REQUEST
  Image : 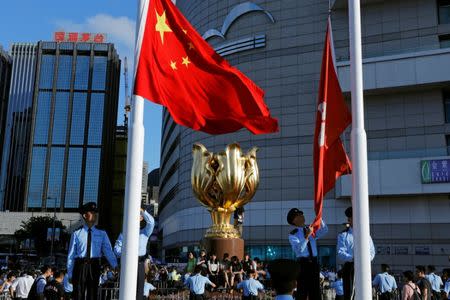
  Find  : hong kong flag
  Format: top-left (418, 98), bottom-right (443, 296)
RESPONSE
top-left (134, 0), bottom-right (279, 134)
top-left (311, 17), bottom-right (352, 232)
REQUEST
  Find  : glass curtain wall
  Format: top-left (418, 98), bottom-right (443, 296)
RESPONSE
top-left (26, 41), bottom-right (111, 211)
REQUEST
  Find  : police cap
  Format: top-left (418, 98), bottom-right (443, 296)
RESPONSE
top-left (80, 202), bottom-right (98, 214)
top-left (286, 208), bottom-right (303, 225)
top-left (345, 206), bottom-right (352, 218)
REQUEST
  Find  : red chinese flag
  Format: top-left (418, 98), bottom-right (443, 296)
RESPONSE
top-left (312, 18), bottom-right (352, 232)
top-left (134, 0), bottom-right (278, 134)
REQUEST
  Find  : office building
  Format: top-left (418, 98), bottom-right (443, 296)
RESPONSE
top-left (142, 161), bottom-right (149, 204)
top-left (0, 44), bottom-right (37, 211)
top-left (109, 125), bottom-right (128, 239)
top-left (0, 40), bottom-right (121, 215)
top-left (159, 0), bottom-right (450, 271)
top-left (0, 47), bottom-right (12, 182)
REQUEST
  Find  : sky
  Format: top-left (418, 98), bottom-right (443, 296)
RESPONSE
top-left (0, 0), bottom-right (162, 172)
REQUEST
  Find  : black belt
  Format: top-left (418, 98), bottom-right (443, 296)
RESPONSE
top-left (75, 257), bottom-right (101, 264)
top-left (297, 256), bottom-right (317, 262)
top-left (138, 255), bottom-right (146, 262)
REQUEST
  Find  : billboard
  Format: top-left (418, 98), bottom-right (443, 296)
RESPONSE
top-left (53, 32), bottom-right (106, 43)
top-left (421, 159), bottom-right (450, 183)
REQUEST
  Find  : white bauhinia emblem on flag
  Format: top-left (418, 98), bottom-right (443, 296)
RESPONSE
top-left (311, 16), bottom-right (352, 233)
top-left (318, 101), bottom-right (327, 147)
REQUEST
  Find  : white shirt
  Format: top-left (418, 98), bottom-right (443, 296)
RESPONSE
top-left (327, 271), bottom-right (336, 282)
top-left (11, 275), bottom-right (34, 298)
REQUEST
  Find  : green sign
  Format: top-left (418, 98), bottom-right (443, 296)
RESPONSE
top-left (421, 160), bottom-right (431, 183)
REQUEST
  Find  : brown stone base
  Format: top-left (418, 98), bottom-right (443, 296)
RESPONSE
top-left (202, 237), bottom-right (244, 259)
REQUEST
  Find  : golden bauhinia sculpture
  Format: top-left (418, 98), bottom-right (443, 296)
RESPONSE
top-left (192, 143), bottom-right (259, 239)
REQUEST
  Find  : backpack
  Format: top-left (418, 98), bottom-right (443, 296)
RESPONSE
top-left (406, 283), bottom-right (421, 300)
top-left (27, 276), bottom-right (46, 300)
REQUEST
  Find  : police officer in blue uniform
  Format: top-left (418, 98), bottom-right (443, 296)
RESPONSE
top-left (114, 207), bottom-right (155, 299)
top-left (337, 207), bottom-right (375, 300)
top-left (237, 269), bottom-right (264, 300)
top-left (372, 264), bottom-right (397, 300)
top-left (67, 202), bottom-right (118, 300)
top-left (185, 265), bottom-right (216, 300)
top-left (287, 208), bottom-right (328, 300)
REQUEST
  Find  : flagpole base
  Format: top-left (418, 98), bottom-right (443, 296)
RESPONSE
top-left (202, 237), bottom-right (244, 259)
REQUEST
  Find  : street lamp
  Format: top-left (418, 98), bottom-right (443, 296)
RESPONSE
top-left (47, 196), bottom-right (57, 263)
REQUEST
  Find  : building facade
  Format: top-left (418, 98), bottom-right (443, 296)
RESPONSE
top-left (142, 161), bottom-right (149, 204)
top-left (0, 41), bottom-right (121, 215)
top-left (0, 47), bottom-right (12, 185)
top-left (159, 0), bottom-right (450, 272)
top-left (109, 125), bottom-right (127, 239)
top-left (0, 44), bottom-right (37, 211)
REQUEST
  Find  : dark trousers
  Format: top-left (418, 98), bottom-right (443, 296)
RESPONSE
top-left (242, 296), bottom-right (258, 300)
top-left (72, 258), bottom-right (101, 300)
top-left (296, 257), bottom-right (321, 300)
top-left (189, 292), bottom-right (204, 300)
top-left (137, 260), bottom-right (145, 299)
top-left (378, 292), bottom-right (394, 300)
top-left (64, 292), bottom-right (72, 300)
top-left (432, 291), bottom-right (441, 300)
top-left (342, 262), bottom-right (354, 300)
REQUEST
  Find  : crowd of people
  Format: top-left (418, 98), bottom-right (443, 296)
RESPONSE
top-left (0, 265), bottom-right (70, 299)
top-left (0, 249), bottom-right (450, 299)
top-left (0, 201), bottom-right (449, 300)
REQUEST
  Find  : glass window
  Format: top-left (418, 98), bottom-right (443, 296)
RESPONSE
top-left (70, 92), bottom-right (87, 145)
top-left (88, 93), bottom-right (104, 145)
top-left (27, 147), bottom-right (47, 208)
top-left (65, 148), bottom-right (83, 208)
top-left (243, 245), bottom-right (296, 262)
top-left (34, 92), bottom-right (52, 144)
top-left (77, 44), bottom-right (91, 51)
top-left (56, 55), bottom-right (73, 90)
top-left (440, 35), bottom-right (450, 48)
top-left (439, 0), bottom-right (450, 24)
top-left (83, 148), bottom-right (101, 204)
top-left (94, 44), bottom-right (108, 51)
top-left (74, 56), bottom-right (90, 90)
top-left (438, 0), bottom-right (450, 24)
top-left (39, 55), bottom-right (55, 89)
top-left (47, 147), bottom-right (65, 208)
top-left (59, 43), bottom-right (73, 50)
top-left (42, 42), bottom-right (57, 50)
top-left (445, 91), bottom-right (450, 123)
top-left (52, 92), bottom-right (69, 144)
top-left (91, 56), bottom-right (107, 90)
top-left (446, 135), bottom-right (450, 155)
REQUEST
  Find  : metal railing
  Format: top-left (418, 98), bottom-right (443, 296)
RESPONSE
top-left (97, 287), bottom-right (276, 300)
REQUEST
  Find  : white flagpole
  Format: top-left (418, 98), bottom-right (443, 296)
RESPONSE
top-left (118, 0), bottom-right (148, 299)
top-left (348, 0), bottom-right (372, 299)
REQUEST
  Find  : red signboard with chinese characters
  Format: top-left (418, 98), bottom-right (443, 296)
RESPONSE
top-left (53, 32), bottom-right (107, 43)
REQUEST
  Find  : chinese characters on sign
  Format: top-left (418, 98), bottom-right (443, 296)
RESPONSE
top-left (421, 159), bottom-right (450, 183)
top-left (53, 32), bottom-right (107, 43)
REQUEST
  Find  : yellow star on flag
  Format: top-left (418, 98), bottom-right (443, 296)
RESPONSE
top-left (155, 9), bottom-right (172, 44)
top-left (182, 28), bottom-right (187, 34)
top-left (182, 56), bottom-right (191, 68)
top-left (188, 42), bottom-right (195, 50)
top-left (170, 60), bottom-right (177, 70)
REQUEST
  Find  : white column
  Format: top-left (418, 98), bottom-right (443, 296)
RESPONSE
top-left (118, 0), bottom-right (148, 299)
top-left (348, 0), bottom-right (372, 299)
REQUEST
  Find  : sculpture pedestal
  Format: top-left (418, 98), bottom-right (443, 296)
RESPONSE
top-left (203, 237), bottom-right (244, 259)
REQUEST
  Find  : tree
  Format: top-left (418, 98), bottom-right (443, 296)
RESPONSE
top-left (14, 216), bottom-right (69, 256)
